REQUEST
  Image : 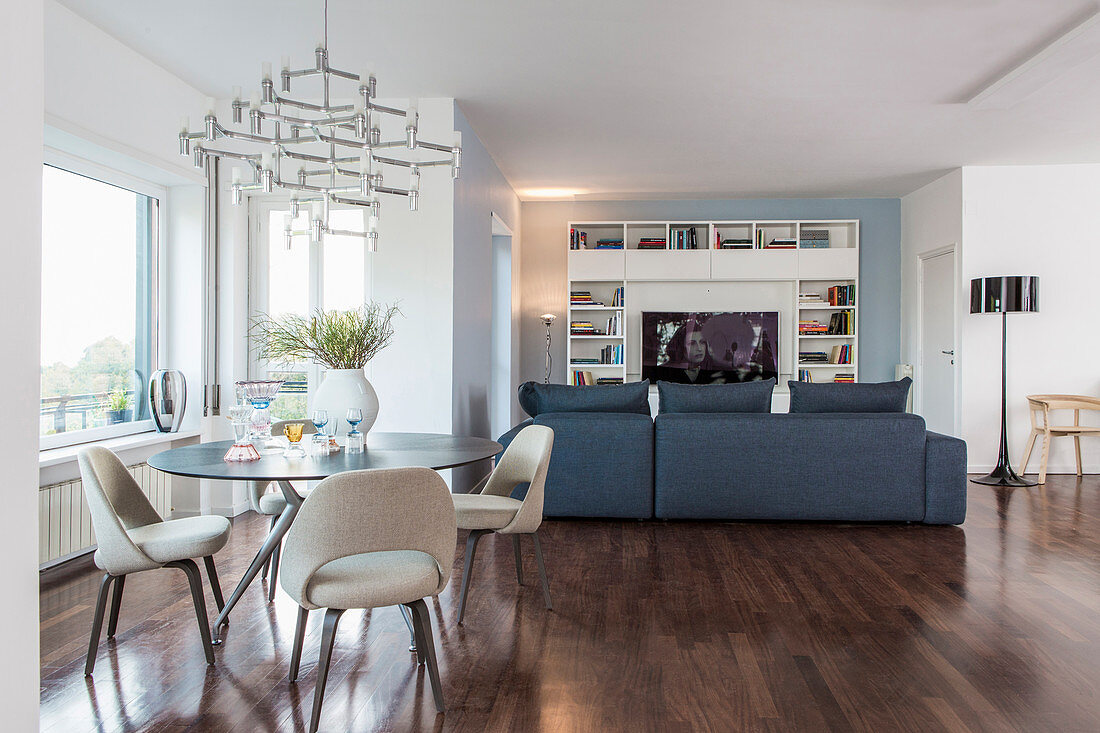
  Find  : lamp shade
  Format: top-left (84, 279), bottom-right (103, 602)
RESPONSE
top-left (970, 276), bottom-right (1039, 314)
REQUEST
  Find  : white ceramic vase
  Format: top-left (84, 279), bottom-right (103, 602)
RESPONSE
top-left (311, 368), bottom-right (379, 437)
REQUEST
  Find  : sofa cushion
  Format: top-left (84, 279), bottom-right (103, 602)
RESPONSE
top-left (657, 378), bottom-right (775, 414)
top-left (518, 380), bottom-right (651, 417)
top-left (788, 377), bottom-right (912, 413)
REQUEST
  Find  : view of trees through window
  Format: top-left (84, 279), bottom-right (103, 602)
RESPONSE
top-left (40, 164), bottom-right (156, 438)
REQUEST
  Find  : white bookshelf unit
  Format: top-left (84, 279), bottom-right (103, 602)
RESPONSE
top-left (566, 219), bottom-right (859, 388)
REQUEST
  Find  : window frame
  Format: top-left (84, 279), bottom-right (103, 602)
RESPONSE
top-left (247, 196), bottom-right (372, 412)
top-left (39, 148), bottom-right (166, 450)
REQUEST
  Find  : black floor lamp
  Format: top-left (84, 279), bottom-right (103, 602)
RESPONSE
top-left (969, 275), bottom-right (1039, 487)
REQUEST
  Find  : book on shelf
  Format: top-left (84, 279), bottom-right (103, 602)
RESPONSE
top-left (569, 229), bottom-right (588, 250)
top-left (827, 284), bottom-right (855, 306)
top-left (596, 344), bottom-right (623, 364)
top-left (604, 311), bottom-right (622, 336)
top-left (799, 351), bottom-right (829, 363)
top-left (797, 369), bottom-right (813, 382)
top-left (828, 344), bottom-right (852, 365)
top-left (611, 286), bottom-right (624, 307)
top-left (570, 320), bottom-right (599, 335)
top-left (833, 373), bottom-right (855, 383)
top-left (572, 370), bottom-right (623, 386)
top-left (570, 290), bottom-right (605, 306)
top-left (764, 238), bottom-right (797, 249)
top-left (594, 238), bottom-right (624, 250)
top-left (799, 320), bottom-right (829, 335)
top-left (826, 310), bottom-right (854, 335)
top-left (799, 292), bottom-right (825, 304)
top-left (671, 227), bottom-right (699, 250)
top-left (637, 237), bottom-right (667, 250)
top-left (799, 229), bottom-right (830, 249)
top-left (719, 238), bottom-right (753, 249)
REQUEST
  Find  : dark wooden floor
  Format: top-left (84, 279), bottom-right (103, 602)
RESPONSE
top-left (40, 475), bottom-right (1100, 732)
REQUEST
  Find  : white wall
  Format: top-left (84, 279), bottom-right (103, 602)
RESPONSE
top-left (45, 1), bottom-right (215, 512)
top-left (1, 0), bottom-right (43, 725)
top-left (45, 0), bottom-right (208, 185)
top-left (451, 104), bottom-right (521, 487)
top-left (900, 170), bottom-right (963, 433)
top-left (960, 165), bottom-right (1100, 474)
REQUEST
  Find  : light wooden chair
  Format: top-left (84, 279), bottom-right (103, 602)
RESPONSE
top-left (1021, 394), bottom-right (1100, 483)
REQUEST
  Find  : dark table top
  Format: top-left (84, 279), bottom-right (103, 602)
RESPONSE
top-left (147, 432), bottom-right (502, 481)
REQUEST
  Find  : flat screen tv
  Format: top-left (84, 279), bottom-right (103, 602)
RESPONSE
top-left (641, 311), bottom-right (779, 384)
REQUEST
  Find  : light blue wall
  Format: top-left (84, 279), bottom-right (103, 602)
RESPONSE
top-left (452, 103), bottom-right (520, 487)
top-left (521, 198), bottom-right (902, 383)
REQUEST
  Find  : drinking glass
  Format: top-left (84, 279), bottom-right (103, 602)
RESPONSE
top-left (283, 422), bottom-right (306, 458)
top-left (345, 408), bottom-right (364, 454)
top-left (346, 408), bottom-right (363, 434)
top-left (311, 409), bottom-right (329, 433)
top-left (223, 404), bottom-right (260, 462)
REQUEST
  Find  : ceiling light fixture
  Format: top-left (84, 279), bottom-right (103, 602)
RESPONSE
top-left (177, 0), bottom-right (461, 250)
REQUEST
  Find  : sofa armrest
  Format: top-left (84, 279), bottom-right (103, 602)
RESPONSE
top-left (924, 431), bottom-right (967, 525)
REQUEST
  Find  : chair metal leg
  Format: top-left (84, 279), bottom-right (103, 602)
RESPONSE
top-left (267, 539), bottom-right (282, 602)
top-left (399, 604), bottom-right (419, 657)
top-left (106, 574), bottom-right (126, 639)
top-left (262, 514), bottom-right (278, 579)
top-left (404, 603), bottom-right (428, 666)
top-left (309, 608), bottom-right (345, 733)
top-left (167, 559), bottom-right (215, 665)
top-left (530, 531), bottom-right (553, 611)
top-left (511, 534), bottom-right (524, 585)
top-left (85, 573), bottom-right (117, 676)
top-left (457, 529), bottom-right (489, 624)
top-left (289, 605), bottom-right (309, 682)
top-left (407, 598), bottom-right (445, 712)
top-left (203, 556), bottom-right (226, 614)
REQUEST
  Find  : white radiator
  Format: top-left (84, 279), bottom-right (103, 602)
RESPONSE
top-left (39, 462), bottom-right (172, 567)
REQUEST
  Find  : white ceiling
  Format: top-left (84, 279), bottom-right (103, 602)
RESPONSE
top-left (57, 0), bottom-right (1100, 199)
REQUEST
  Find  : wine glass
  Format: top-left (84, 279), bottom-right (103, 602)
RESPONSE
top-left (346, 408), bottom-right (363, 434)
top-left (311, 409), bottom-right (329, 432)
top-left (346, 408), bottom-right (364, 454)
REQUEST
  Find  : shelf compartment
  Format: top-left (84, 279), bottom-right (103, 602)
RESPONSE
top-left (711, 249), bottom-right (797, 279)
top-left (798, 248), bottom-right (858, 279)
top-left (626, 249), bottom-right (710, 280)
top-left (568, 250), bottom-right (625, 280)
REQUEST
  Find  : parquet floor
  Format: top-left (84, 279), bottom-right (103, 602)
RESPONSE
top-left (40, 475), bottom-right (1100, 731)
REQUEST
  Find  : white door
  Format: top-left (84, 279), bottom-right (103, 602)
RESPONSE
top-left (919, 248), bottom-right (956, 434)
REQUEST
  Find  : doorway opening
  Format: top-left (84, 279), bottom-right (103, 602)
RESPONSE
top-left (917, 245), bottom-right (958, 435)
top-left (490, 214), bottom-right (513, 440)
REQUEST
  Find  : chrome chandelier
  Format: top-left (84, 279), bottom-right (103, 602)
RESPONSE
top-left (177, 1), bottom-right (461, 250)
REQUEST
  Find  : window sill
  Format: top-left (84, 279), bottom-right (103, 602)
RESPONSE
top-left (39, 429), bottom-right (202, 469)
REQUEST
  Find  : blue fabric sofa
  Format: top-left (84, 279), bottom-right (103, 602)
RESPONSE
top-left (500, 381), bottom-right (967, 525)
top-left (653, 412), bottom-right (966, 524)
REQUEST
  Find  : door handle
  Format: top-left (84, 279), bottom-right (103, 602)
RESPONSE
top-left (941, 350), bottom-right (954, 355)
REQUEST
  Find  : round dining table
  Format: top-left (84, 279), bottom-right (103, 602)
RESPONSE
top-left (148, 431), bottom-right (501, 644)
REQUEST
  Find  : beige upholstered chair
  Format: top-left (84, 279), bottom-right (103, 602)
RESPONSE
top-left (77, 446), bottom-right (231, 676)
top-left (280, 467), bottom-right (456, 732)
top-left (250, 419), bottom-right (317, 601)
top-left (452, 424), bottom-right (554, 624)
top-left (1021, 394), bottom-right (1100, 483)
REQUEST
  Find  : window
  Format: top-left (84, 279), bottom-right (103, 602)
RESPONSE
top-left (40, 155), bottom-right (161, 448)
top-left (250, 201), bottom-right (370, 419)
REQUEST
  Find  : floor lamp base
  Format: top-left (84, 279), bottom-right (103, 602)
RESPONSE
top-left (970, 463), bottom-right (1037, 487)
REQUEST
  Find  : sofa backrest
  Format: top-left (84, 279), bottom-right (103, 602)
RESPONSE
top-left (654, 412), bottom-right (929, 521)
top-left (518, 380), bottom-right (651, 417)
